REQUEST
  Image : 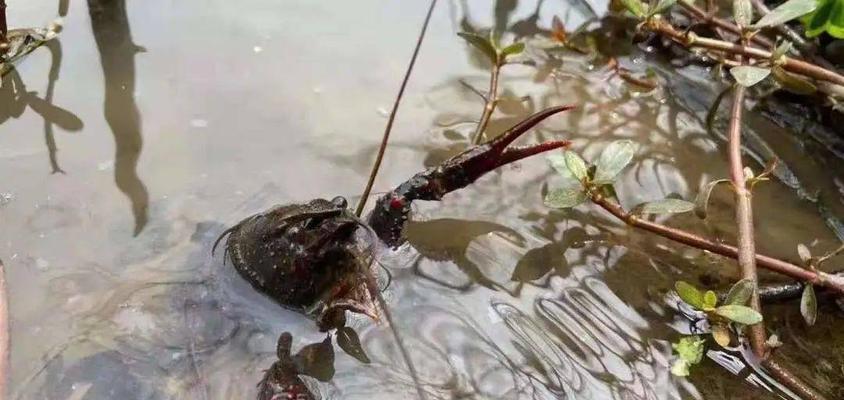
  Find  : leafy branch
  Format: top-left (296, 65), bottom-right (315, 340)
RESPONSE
top-left (457, 31), bottom-right (526, 144)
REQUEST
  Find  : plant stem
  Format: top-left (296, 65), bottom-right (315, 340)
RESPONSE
top-left (354, 0), bottom-right (437, 218)
top-left (0, 0), bottom-right (8, 51)
top-left (728, 83), bottom-right (828, 400)
top-left (589, 196), bottom-right (844, 294)
top-left (0, 259), bottom-right (8, 399)
top-left (472, 60), bottom-right (502, 145)
top-left (677, 1), bottom-right (773, 49)
top-left (648, 20), bottom-right (844, 88)
top-left (747, 0), bottom-right (834, 69)
top-left (726, 84), bottom-right (769, 358)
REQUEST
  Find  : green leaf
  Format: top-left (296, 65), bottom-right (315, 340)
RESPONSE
top-left (544, 186), bottom-right (588, 209)
top-left (671, 359), bottom-right (691, 376)
top-left (706, 86), bottom-right (734, 136)
top-left (501, 42), bottom-right (525, 57)
top-left (771, 66), bottom-right (817, 95)
top-left (797, 243), bottom-right (812, 263)
top-left (725, 279), bottom-right (755, 305)
top-left (772, 41), bottom-right (793, 61)
top-left (730, 66), bottom-right (771, 87)
top-left (672, 335), bottom-right (706, 368)
top-left (458, 32), bottom-right (498, 64)
top-left (336, 327), bottom-right (371, 364)
top-left (675, 281), bottom-right (705, 309)
top-left (593, 140), bottom-right (638, 184)
top-left (803, 0), bottom-right (844, 38)
top-left (547, 154), bottom-right (577, 181)
top-left (620, 0), bottom-right (649, 17)
top-left (753, 0), bottom-right (818, 28)
top-left (733, 0), bottom-right (754, 26)
top-left (800, 284), bottom-right (818, 326)
top-left (715, 305), bottom-right (763, 325)
top-left (703, 290), bottom-right (718, 310)
top-left (694, 179), bottom-right (730, 219)
top-left (651, 0), bottom-right (678, 14)
top-left (564, 151), bottom-right (589, 182)
top-left (711, 324), bottom-right (731, 347)
top-left (637, 198), bottom-right (695, 214)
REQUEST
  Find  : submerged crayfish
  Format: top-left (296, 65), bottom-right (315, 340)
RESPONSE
top-left (215, 105), bottom-right (573, 331)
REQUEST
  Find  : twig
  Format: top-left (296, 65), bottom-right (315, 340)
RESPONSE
top-left (726, 84), bottom-right (769, 358)
top-left (747, 0), bottom-right (834, 69)
top-left (458, 79), bottom-right (487, 101)
top-left (589, 196), bottom-right (844, 294)
top-left (355, 0), bottom-right (438, 217)
top-left (728, 79), bottom-right (828, 400)
top-left (471, 60), bottom-right (502, 144)
top-left (647, 20), bottom-right (844, 88)
top-left (0, 0), bottom-right (8, 52)
top-left (677, 1), bottom-right (773, 49)
top-left (0, 259), bottom-right (8, 398)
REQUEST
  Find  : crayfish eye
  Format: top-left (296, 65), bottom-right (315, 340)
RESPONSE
top-left (331, 196), bottom-right (348, 209)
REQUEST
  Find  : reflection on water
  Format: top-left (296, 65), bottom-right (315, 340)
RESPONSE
top-left (0, 45), bottom-right (83, 174)
top-left (1, 0), bottom-right (842, 399)
top-left (88, 0), bottom-right (150, 236)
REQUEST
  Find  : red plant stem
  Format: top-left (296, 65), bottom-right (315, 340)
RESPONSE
top-left (589, 196), bottom-right (844, 295)
top-left (0, 259), bottom-right (8, 399)
top-left (355, 0), bottom-right (438, 218)
top-left (726, 84), bottom-right (769, 359)
top-left (648, 20), bottom-right (844, 88)
top-left (0, 0), bottom-right (8, 45)
top-left (677, 1), bottom-right (773, 49)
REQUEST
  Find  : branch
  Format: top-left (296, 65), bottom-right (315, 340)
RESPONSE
top-left (0, 0), bottom-right (8, 53)
top-left (589, 196), bottom-right (844, 295)
top-left (647, 20), bottom-right (844, 88)
top-left (0, 259), bottom-right (8, 398)
top-left (726, 84), bottom-right (768, 358)
top-left (727, 81), bottom-right (827, 400)
top-left (677, 1), bottom-right (773, 49)
top-left (472, 60), bottom-right (502, 144)
top-left (354, 0), bottom-right (437, 218)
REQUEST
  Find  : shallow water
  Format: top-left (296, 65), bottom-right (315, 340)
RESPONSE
top-left (1, 0), bottom-right (843, 399)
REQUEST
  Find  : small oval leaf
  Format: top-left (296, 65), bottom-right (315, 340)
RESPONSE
top-left (501, 42), bottom-right (525, 57)
top-left (458, 32), bottom-right (498, 64)
top-left (725, 279), bottom-right (755, 305)
top-left (715, 305), bottom-right (763, 325)
top-left (703, 290), bottom-right (718, 310)
top-left (564, 151), bottom-right (589, 182)
top-left (594, 140), bottom-right (638, 184)
top-left (337, 327), bottom-right (371, 364)
top-left (547, 154), bottom-right (576, 181)
top-left (638, 199), bottom-right (695, 214)
top-left (694, 179), bottom-right (730, 219)
top-left (730, 66), bottom-right (771, 87)
top-left (711, 324), bottom-right (731, 347)
top-left (673, 335), bottom-right (706, 363)
top-left (544, 186), bottom-right (588, 209)
top-left (797, 243), bottom-right (812, 263)
top-left (771, 66), bottom-right (817, 95)
top-left (800, 284), bottom-right (818, 326)
top-left (620, 0), bottom-right (649, 17)
top-left (675, 281), bottom-right (705, 309)
top-left (772, 41), bottom-right (794, 60)
top-left (753, 0), bottom-right (818, 28)
top-left (733, 0), bottom-right (754, 26)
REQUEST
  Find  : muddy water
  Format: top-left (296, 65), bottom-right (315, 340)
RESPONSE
top-left (1, 0), bottom-right (843, 399)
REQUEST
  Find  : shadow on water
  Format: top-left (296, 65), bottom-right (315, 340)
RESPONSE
top-left (88, 0), bottom-right (150, 235)
top-left (0, 45), bottom-right (83, 174)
